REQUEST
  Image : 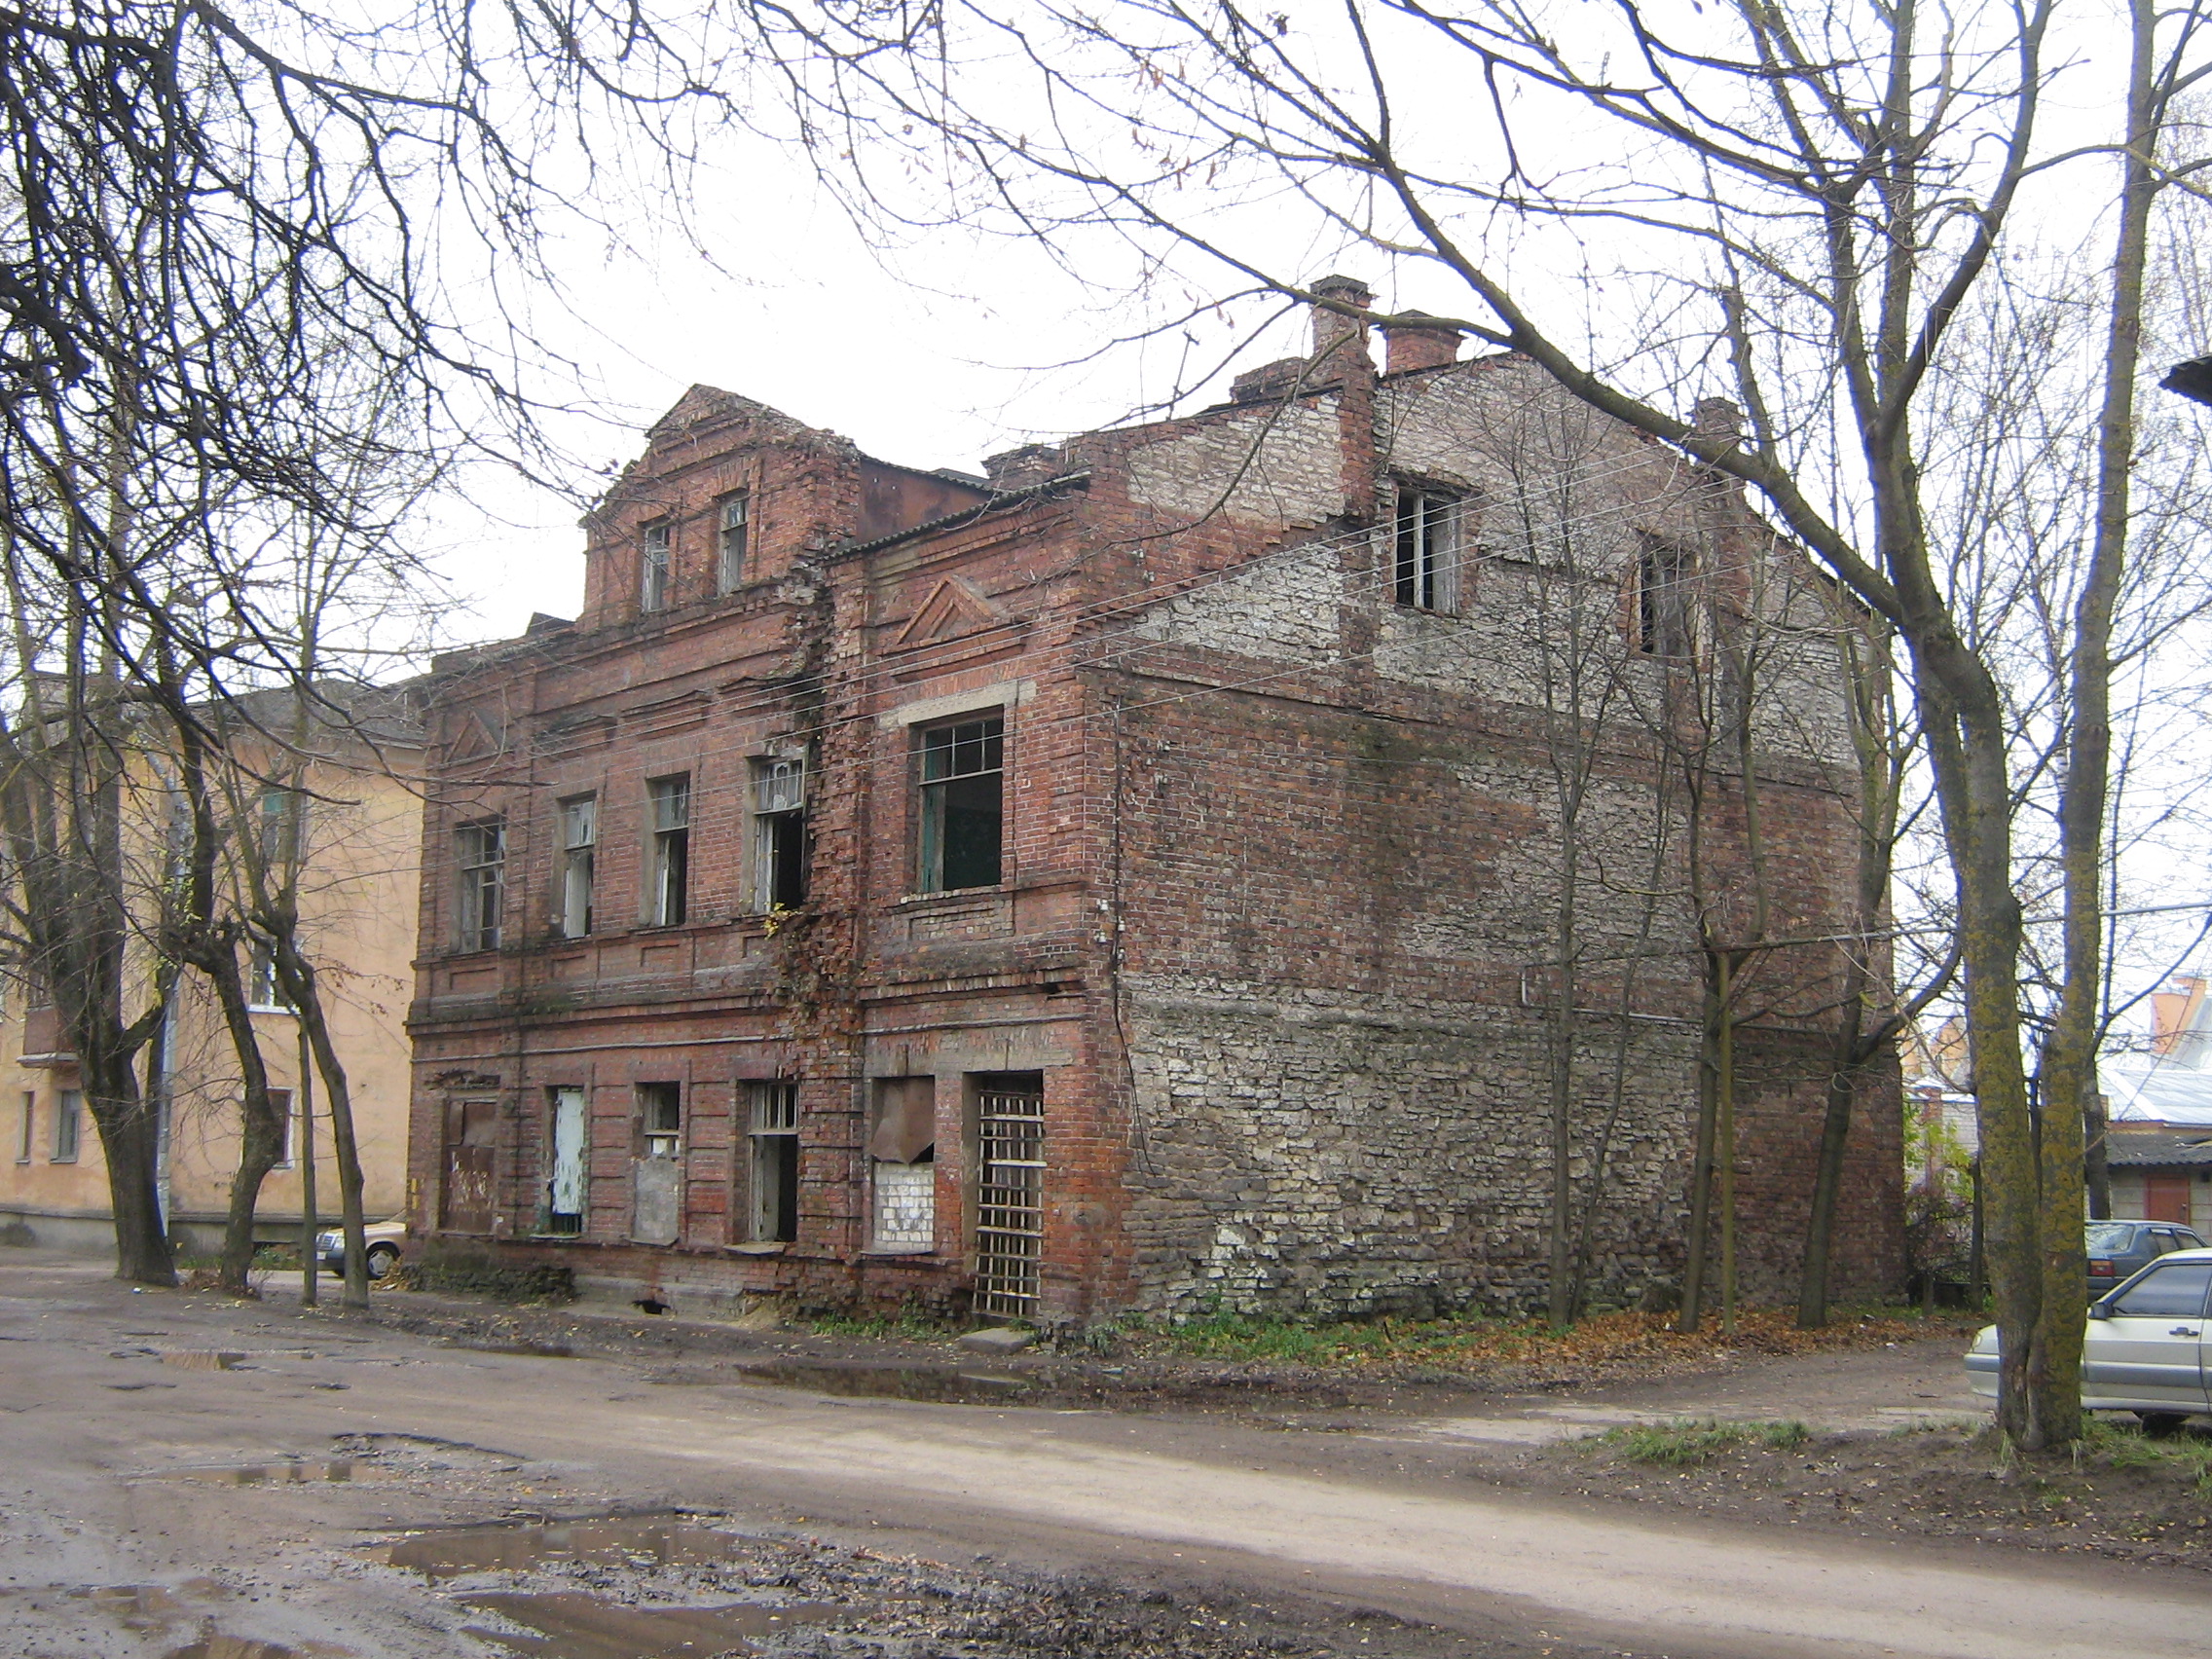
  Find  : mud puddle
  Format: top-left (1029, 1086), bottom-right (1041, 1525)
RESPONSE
top-left (387, 1514), bottom-right (756, 1580)
top-left (461, 1591), bottom-right (840, 1658)
top-left (154, 1458), bottom-right (362, 1486)
top-left (731, 1359), bottom-right (1030, 1402)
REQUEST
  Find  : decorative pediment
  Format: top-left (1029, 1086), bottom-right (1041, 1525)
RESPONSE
top-left (440, 710), bottom-right (506, 764)
top-left (892, 576), bottom-right (1008, 652)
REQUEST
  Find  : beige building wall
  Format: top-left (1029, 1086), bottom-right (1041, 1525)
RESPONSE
top-left (0, 741), bottom-right (423, 1256)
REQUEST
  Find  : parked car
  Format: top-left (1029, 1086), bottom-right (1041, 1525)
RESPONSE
top-left (1967, 1245), bottom-right (2212, 1431)
top-left (315, 1217), bottom-right (406, 1281)
top-left (2087, 1219), bottom-right (2205, 1293)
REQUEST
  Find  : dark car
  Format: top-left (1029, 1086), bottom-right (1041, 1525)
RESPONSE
top-left (2087, 1220), bottom-right (2205, 1294)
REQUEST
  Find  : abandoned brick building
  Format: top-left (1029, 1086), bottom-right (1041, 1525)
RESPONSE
top-left (406, 278), bottom-right (1903, 1321)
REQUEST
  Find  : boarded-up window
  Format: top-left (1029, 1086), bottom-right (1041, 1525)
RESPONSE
top-left (546, 1087), bottom-right (586, 1235)
top-left (632, 1082), bottom-right (682, 1245)
top-left (868, 1077), bottom-right (936, 1253)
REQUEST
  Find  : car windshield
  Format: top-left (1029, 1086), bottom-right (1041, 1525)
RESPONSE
top-left (2086, 1223), bottom-right (2138, 1252)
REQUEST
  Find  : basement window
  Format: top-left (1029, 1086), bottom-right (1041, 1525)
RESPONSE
top-left (645, 775), bottom-right (690, 927)
top-left (916, 714), bottom-right (1004, 893)
top-left (718, 492), bottom-right (751, 592)
top-left (751, 756), bottom-right (808, 912)
top-left (640, 519), bottom-right (672, 613)
top-left (1393, 485), bottom-right (1461, 612)
top-left (747, 1081), bottom-right (800, 1243)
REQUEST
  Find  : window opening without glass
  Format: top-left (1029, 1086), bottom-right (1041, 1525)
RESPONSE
top-left (52, 1088), bottom-right (81, 1162)
top-left (558, 795), bottom-right (596, 939)
top-left (975, 1078), bottom-right (1045, 1318)
top-left (646, 776), bottom-right (690, 926)
top-left (546, 1086), bottom-right (586, 1235)
top-left (639, 1082), bottom-right (682, 1159)
top-left (916, 715), bottom-right (1004, 893)
top-left (752, 756), bottom-right (808, 911)
top-left (640, 519), bottom-right (671, 612)
top-left (717, 493), bottom-right (750, 592)
top-left (456, 819), bottom-right (505, 950)
top-left (747, 1081), bottom-right (799, 1243)
top-left (1638, 538), bottom-right (1694, 657)
top-left (1393, 486), bottom-right (1461, 612)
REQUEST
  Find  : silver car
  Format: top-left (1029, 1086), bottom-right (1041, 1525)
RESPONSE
top-left (1967, 1245), bottom-right (2212, 1431)
top-left (314, 1217), bottom-right (406, 1281)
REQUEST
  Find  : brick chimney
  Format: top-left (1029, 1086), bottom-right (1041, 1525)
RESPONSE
top-left (1382, 312), bottom-right (1460, 375)
top-left (1691, 397), bottom-right (1746, 449)
top-left (1309, 275), bottom-right (1374, 373)
top-left (981, 443), bottom-right (1064, 490)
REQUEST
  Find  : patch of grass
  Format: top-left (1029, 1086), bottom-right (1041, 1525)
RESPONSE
top-left (1128, 1304), bottom-right (1929, 1377)
top-left (1597, 1417), bottom-right (1812, 1465)
top-left (803, 1304), bottom-right (959, 1342)
top-left (2081, 1418), bottom-right (2212, 1493)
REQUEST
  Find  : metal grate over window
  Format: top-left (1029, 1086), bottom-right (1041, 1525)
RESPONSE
top-left (974, 1087), bottom-right (1044, 1318)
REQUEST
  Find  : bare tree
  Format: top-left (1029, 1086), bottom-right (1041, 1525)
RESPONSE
top-left (749, 0), bottom-right (2212, 1448)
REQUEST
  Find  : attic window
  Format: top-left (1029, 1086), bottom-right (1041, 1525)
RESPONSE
top-left (717, 493), bottom-right (750, 592)
top-left (1637, 538), bottom-right (1694, 656)
top-left (1393, 485), bottom-right (1460, 612)
top-left (641, 520), bottom-right (672, 613)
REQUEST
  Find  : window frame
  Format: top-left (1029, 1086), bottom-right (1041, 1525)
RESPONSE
top-left (15, 1090), bottom-right (32, 1163)
top-left (1637, 536), bottom-right (1696, 658)
top-left (914, 714), bottom-right (1006, 895)
top-left (258, 785), bottom-right (305, 868)
top-left (557, 794), bottom-right (597, 940)
top-left (270, 1087), bottom-right (295, 1168)
top-left (455, 818), bottom-right (506, 952)
top-left (745, 1080), bottom-right (800, 1244)
top-left (247, 939), bottom-right (295, 1013)
top-left (645, 775), bottom-right (691, 927)
top-left (52, 1088), bottom-right (80, 1162)
top-left (750, 756), bottom-right (808, 912)
top-left (638, 1081), bottom-right (682, 1159)
top-left (717, 492), bottom-right (751, 593)
top-left (639, 518), bottom-right (673, 612)
top-left (1392, 483), bottom-right (1462, 613)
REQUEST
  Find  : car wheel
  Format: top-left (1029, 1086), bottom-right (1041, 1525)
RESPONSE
top-left (365, 1243), bottom-right (400, 1281)
top-left (2136, 1411), bottom-right (2190, 1438)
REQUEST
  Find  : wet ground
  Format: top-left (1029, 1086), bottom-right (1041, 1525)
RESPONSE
top-left (5, 1249), bottom-right (2210, 1659)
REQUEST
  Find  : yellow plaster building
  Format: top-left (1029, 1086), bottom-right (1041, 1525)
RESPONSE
top-left (0, 686), bottom-right (424, 1256)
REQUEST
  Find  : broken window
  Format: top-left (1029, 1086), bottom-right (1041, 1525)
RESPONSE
top-left (640, 519), bottom-right (672, 612)
top-left (867, 1077), bottom-right (936, 1253)
top-left (52, 1088), bottom-right (80, 1162)
top-left (916, 715), bottom-right (1004, 893)
top-left (638, 1082), bottom-right (682, 1159)
top-left (456, 819), bottom-right (505, 951)
top-left (717, 492), bottom-right (750, 592)
top-left (558, 794), bottom-right (596, 939)
top-left (751, 756), bottom-right (808, 912)
top-left (1637, 537), bottom-right (1695, 657)
top-left (747, 1081), bottom-right (800, 1243)
top-left (645, 776), bottom-right (690, 926)
top-left (1393, 485), bottom-right (1461, 612)
top-left (546, 1086), bottom-right (586, 1235)
top-left (16, 1090), bottom-right (33, 1162)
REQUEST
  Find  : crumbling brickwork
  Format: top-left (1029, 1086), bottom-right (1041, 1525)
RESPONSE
top-left (407, 282), bottom-right (1902, 1323)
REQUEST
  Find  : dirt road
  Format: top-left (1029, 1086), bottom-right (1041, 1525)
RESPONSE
top-left (2, 1253), bottom-right (2201, 1659)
